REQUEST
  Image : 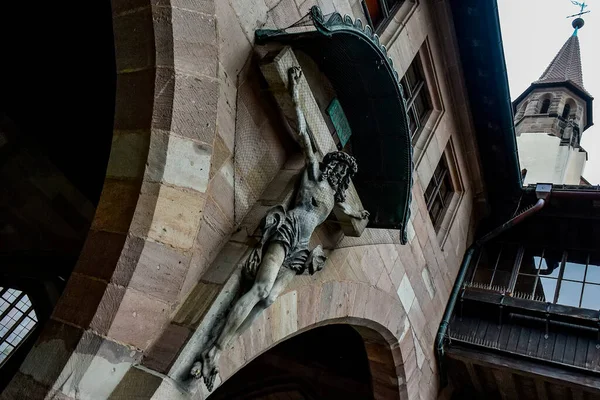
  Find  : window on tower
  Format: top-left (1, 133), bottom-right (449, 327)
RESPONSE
top-left (562, 103), bottom-right (571, 119)
top-left (540, 98), bottom-right (551, 114)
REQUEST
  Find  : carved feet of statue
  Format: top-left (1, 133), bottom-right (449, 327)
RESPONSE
top-left (190, 346), bottom-right (219, 391)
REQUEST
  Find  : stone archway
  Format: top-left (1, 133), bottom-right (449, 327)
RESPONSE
top-left (2, 1), bottom-right (239, 398)
top-left (205, 280), bottom-right (410, 400)
top-left (138, 277), bottom-right (413, 400)
top-left (209, 324), bottom-right (394, 400)
top-left (99, 272), bottom-right (416, 400)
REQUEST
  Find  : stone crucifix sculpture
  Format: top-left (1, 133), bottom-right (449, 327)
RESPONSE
top-left (191, 67), bottom-right (369, 391)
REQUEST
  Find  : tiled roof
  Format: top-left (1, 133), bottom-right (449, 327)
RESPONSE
top-left (533, 35), bottom-right (587, 93)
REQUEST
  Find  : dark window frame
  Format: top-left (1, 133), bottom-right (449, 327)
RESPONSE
top-left (0, 288), bottom-right (38, 367)
top-left (424, 155), bottom-right (454, 230)
top-left (469, 245), bottom-right (600, 310)
top-left (469, 243), bottom-right (521, 292)
top-left (361, 0), bottom-right (404, 34)
top-left (551, 251), bottom-right (600, 309)
top-left (401, 56), bottom-right (432, 143)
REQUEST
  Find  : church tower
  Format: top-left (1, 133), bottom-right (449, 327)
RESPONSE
top-left (513, 15), bottom-right (594, 185)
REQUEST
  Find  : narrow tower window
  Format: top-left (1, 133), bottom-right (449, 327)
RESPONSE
top-left (540, 98), bottom-right (551, 114)
top-left (562, 103), bottom-right (571, 119)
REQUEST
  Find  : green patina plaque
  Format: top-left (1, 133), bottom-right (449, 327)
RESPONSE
top-left (326, 98), bottom-right (352, 147)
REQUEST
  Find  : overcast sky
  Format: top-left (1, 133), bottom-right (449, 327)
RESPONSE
top-left (498, 0), bottom-right (599, 184)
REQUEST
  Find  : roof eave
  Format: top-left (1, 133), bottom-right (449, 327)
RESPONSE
top-left (450, 0), bottom-right (523, 214)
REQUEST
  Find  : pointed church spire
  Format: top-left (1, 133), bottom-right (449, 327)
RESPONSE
top-left (512, 6), bottom-right (593, 132)
top-left (513, 8), bottom-right (594, 186)
top-left (533, 23), bottom-right (586, 91)
top-left (535, 2), bottom-right (592, 92)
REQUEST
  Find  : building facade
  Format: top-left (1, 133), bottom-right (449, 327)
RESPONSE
top-left (3, 0), bottom-right (598, 400)
top-left (0, 0), bottom-right (489, 398)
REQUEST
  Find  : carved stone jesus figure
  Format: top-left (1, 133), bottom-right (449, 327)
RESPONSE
top-left (192, 67), bottom-right (369, 390)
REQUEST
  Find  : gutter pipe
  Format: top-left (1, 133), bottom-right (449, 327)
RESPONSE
top-left (529, 189), bottom-right (600, 200)
top-left (435, 197), bottom-right (546, 388)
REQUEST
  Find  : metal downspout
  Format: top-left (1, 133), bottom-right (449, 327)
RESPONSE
top-left (435, 246), bottom-right (475, 388)
top-left (435, 197), bottom-right (546, 388)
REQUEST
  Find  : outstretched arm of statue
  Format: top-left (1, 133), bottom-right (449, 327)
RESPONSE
top-left (337, 201), bottom-right (370, 220)
top-left (289, 66), bottom-right (319, 179)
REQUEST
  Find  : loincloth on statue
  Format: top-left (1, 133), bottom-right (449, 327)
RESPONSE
top-left (242, 205), bottom-right (326, 281)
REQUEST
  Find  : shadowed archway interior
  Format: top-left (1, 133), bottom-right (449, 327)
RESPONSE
top-left (0, 0), bottom-right (116, 389)
top-left (209, 324), bottom-right (375, 400)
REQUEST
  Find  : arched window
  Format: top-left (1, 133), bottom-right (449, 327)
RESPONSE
top-left (540, 98), bottom-right (551, 114)
top-left (0, 288), bottom-right (37, 365)
top-left (562, 103), bottom-right (571, 119)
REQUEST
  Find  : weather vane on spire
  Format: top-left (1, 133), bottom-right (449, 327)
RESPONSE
top-left (567, 1), bottom-right (590, 18)
top-left (567, 1), bottom-right (590, 35)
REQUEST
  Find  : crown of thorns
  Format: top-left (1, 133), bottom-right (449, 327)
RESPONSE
top-left (322, 151), bottom-right (358, 175)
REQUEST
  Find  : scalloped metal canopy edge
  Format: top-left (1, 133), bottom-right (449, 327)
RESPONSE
top-left (256, 6), bottom-right (414, 244)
